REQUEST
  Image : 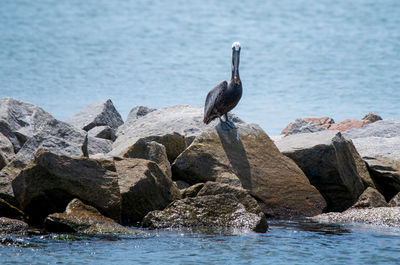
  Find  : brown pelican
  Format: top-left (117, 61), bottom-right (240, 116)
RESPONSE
top-left (203, 42), bottom-right (242, 130)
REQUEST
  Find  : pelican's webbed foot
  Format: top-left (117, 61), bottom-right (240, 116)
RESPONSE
top-left (224, 114), bottom-right (236, 129)
top-left (219, 114), bottom-right (236, 131)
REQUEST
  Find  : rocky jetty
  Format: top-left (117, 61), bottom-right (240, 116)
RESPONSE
top-left (0, 97), bottom-right (399, 235)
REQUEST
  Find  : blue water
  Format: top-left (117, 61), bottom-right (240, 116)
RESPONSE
top-left (1, 0), bottom-right (399, 135)
top-left (1, 220), bottom-right (400, 264)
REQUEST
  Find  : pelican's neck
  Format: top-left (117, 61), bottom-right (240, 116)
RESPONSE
top-left (231, 49), bottom-right (240, 82)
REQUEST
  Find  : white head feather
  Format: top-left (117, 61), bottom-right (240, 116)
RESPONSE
top-left (232, 42), bottom-right (241, 51)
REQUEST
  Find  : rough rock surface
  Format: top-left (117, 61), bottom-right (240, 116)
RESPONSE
top-left (343, 119), bottom-right (400, 139)
top-left (182, 183), bottom-right (205, 198)
top-left (275, 130), bottom-right (373, 212)
top-left (112, 105), bottom-right (242, 156)
top-left (172, 122), bottom-right (326, 218)
top-left (0, 97), bottom-right (55, 152)
top-left (12, 149), bottom-right (121, 224)
top-left (389, 193), bottom-right (400, 207)
top-left (126, 106), bottom-right (157, 123)
top-left (0, 198), bottom-right (24, 220)
top-left (0, 217), bottom-right (28, 235)
top-left (351, 187), bottom-right (388, 208)
top-left (284, 118), bottom-right (326, 136)
top-left (88, 125), bottom-right (116, 141)
top-left (281, 117), bottom-right (334, 135)
top-left (87, 136), bottom-right (112, 155)
top-left (44, 199), bottom-right (138, 234)
top-left (362, 112), bottom-right (382, 123)
top-left (115, 158), bottom-right (181, 225)
top-left (328, 119), bottom-right (370, 131)
top-left (0, 133), bottom-right (14, 170)
top-left (311, 207), bottom-right (400, 227)
top-left (66, 99), bottom-right (123, 131)
top-left (142, 193), bottom-right (268, 233)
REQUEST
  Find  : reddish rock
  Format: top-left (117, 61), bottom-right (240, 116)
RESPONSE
top-left (281, 117), bottom-right (334, 135)
top-left (328, 119), bottom-right (370, 132)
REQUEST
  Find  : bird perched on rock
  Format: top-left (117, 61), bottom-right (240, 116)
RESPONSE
top-left (203, 42), bottom-right (243, 130)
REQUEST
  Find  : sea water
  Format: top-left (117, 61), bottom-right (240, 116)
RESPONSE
top-left (1, 1), bottom-right (400, 263)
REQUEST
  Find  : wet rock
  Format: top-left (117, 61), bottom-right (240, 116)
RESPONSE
top-left (0, 217), bottom-right (28, 235)
top-left (275, 130), bottom-right (374, 212)
top-left (0, 133), bottom-right (14, 170)
top-left (115, 158), bottom-right (181, 225)
top-left (311, 207), bottom-right (400, 227)
top-left (0, 198), bottom-right (24, 220)
top-left (126, 106), bottom-right (157, 123)
top-left (351, 187), bottom-right (388, 208)
top-left (281, 117), bottom-right (334, 135)
top-left (0, 119), bottom-right (88, 198)
top-left (284, 118), bottom-right (326, 136)
top-left (182, 183), bottom-right (204, 198)
top-left (44, 199), bottom-right (138, 234)
top-left (12, 149), bottom-right (121, 224)
top-left (143, 193), bottom-right (267, 233)
top-left (0, 97), bottom-right (55, 152)
top-left (362, 112), bottom-right (382, 123)
top-left (87, 136), bottom-right (112, 156)
top-left (328, 119), bottom-right (370, 132)
top-left (389, 193), bottom-right (400, 207)
top-left (66, 99), bottom-right (123, 131)
top-left (172, 122), bottom-right (326, 218)
top-left (88, 125), bottom-right (116, 141)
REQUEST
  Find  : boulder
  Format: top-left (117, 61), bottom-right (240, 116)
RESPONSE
top-left (0, 97), bottom-right (55, 152)
top-left (44, 199), bottom-right (139, 234)
top-left (389, 193), bottom-right (400, 207)
top-left (275, 130), bottom-right (373, 212)
top-left (12, 149), bottom-right (121, 224)
top-left (66, 99), bottom-right (123, 131)
top-left (351, 187), bottom-right (388, 208)
top-left (182, 183), bottom-right (204, 198)
top-left (281, 117), bottom-right (334, 135)
top-left (284, 118), bottom-right (326, 136)
top-left (311, 207), bottom-right (400, 227)
top-left (175, 180), bottom-right (190, 190)
top-left (88, 125), bottom-right (116, 141)
top-left (0, 119), bottom-right (88, 198)
top-left (115, 158), bottom-right (181, 225)
top-left (142, 193), bottom-right (268, 233)
top-left (0, 217), bottom-right (28, 235)
top-left (362, 112), bottom-right (382, 123)
top-left (87, 136), bottom-right (112, 156)
top-left (342, 119), bottom-right (400, 139)
top-left (328, 119), bottom-right (370, 131)
top-left (172, 122), bottom-right (326, 218)
top-left (0, 198), bottom-right (24, 220)
top-left (112, 105), bottom-right (240, 156)
top-left (126, 106), bottom-right (157, 123)
top-left (0, 133), bottom-right (14, 170)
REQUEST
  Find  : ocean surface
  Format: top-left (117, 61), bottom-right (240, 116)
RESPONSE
top-left (1, 1), bottom-right (400, 264)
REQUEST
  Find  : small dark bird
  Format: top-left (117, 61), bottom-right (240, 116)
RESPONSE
top-left (203, 42), bottom-right (242, 130)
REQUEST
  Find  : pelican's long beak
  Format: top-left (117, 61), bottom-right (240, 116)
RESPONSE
top-left (231, 42), bottom-right (241, 81)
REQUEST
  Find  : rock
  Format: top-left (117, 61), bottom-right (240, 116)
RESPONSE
top-left (351, 187), bottom-right (388, 208)
top-left (0, 217), bottom-right (28, 235)
top-left (311, 207), bottom-right (400, 227)
top-left (44, 199), bottom-right (139, 234)
top-left (66, 99), bottom-right (123, 131)
top-left (275, 130), bottom-right (374, 212)
top-left (0, 198), bottom-right (24, 220)
top-left (88, 125), bottom-right (116, 141)
top-left (175, 180), bottom-right (190, 190)
top-left (87, 136), bottom-right (112, 156)
top-left (172, 122), bottom-right (326, 218)
top-left (0, 119), bottom-right (88, 198)
top-left (284, 118), bottom-right (326, 136)
top-left (142, 193), bottom-right (268, 233)
top-left (126, 106), bottom-right (157, 123)
top-left (281, 117), bottom-right (334, 135)
top-left (120, 140), bottom-right (171, 178)
top-left (328, 119), bottom-right (370, 132)
top-left (362, 112), bottom-right (382, 123)
top-left (112, 105), bottom-right (240, 156)
top-left (389, 193), bottom-right (400, 207)
top-left (343, 119), bottom-right (400, 139)
top-left (0, 97), bottom-right (55, 152)
top-left (115, 158), bottom-right (181, 225)
top-left (12, 149), bottom-right (121, 224)
top-left (182, 183), bottom-right (204, 198)
top-left (0, 133), bottom-right (14, 170)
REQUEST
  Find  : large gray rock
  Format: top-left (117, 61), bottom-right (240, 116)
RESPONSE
top-left (112, 105), bottom-right (239, 157)
top-left (172, 122), bottom-right (326, 218)
top-left (311, 207), bottom-right (400, 227)
top-left (0, 119), bottom-right (88, 198)
top-left (0, 97), bottom-right (55, 152)
top-left (284, 118), bottom-right (326, 136)
top-left (0, 217), bottom-right (28, 235)
top-left (142, 193), bottom-right (268, 233)
top-left (12, 149), bottom-right (121, 224)
top-left (275, 130), bottom-right (374, 212)
top-left (0, 133), bottom-right (14, 170)
top-left (343, 119), bottom-right (400, 139)
top-left (115, 158), bottom-right (181, 225)
top-left (87, 136), bottom-right (112, 156)
top-left (66, 99), bottom-right (123, 131)
top-left (44, 199), bottom-right (140, 234)
top-left (88, 125), bottom-right (116, 141)
top-left (126, 106), bottom-right (157, 123)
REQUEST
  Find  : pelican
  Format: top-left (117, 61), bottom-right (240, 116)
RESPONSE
top-left (203, 42), bottom-right (242, 130)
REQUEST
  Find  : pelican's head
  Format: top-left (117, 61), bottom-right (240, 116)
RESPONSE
top-left (232, 42), bottom-right (241, 51)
